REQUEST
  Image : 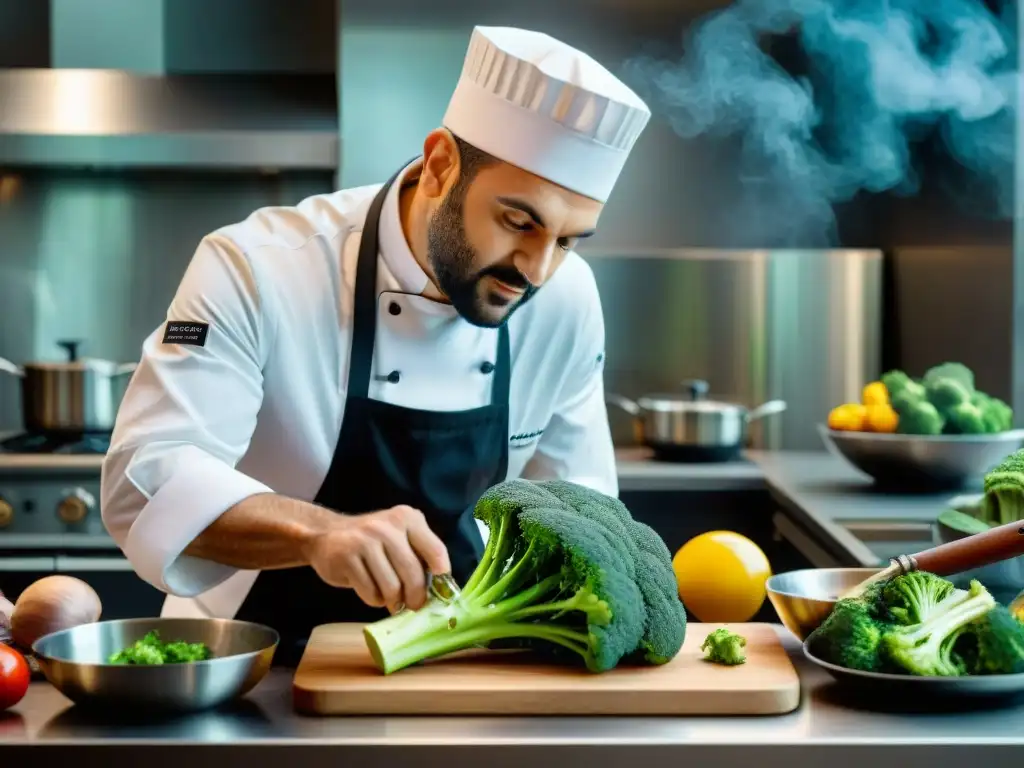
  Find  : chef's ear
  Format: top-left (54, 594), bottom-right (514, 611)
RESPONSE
top-left (419, 128), bottom-right (461, 199)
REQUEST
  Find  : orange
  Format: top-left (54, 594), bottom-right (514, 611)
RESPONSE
top-left (672, 531), bottom-right (771, 623)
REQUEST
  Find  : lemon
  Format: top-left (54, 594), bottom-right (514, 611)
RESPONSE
top-left (672, 531), bottom-right (772, 623)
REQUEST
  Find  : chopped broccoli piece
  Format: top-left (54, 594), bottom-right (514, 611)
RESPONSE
top-left (891, 392), bottom-right (944, 435)
top-left (108, 630), bottom-right (212, 665)
top-left (972, 392), bottom-right (1014, 433)
top-left (701, 628), bottom-right (747, 665)
top-left (362, 479), bottom-right (687, 675)
top-left (807, 597), bottom-right (891, 672)
top-left (982, 449), bottom-right (1024, 525)
top-left (881, 370), bottom-right (926, 402)
top-left (923, 362), bottom-right (976, 393)
top-left (880, 571), bottom-right (957, 625)
top-left (955, 605), bottom-right (1024, 675)
top-left (880, 579), bottom-right (996, 677)
top-left (925, 378), bottom-right (972, 413)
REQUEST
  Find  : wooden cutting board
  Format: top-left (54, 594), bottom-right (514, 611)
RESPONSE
top-left (292, 622), bottom-right (801, 716)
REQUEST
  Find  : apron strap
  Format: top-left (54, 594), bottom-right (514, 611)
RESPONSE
top-left (348, 161), bottom-right (414, 399)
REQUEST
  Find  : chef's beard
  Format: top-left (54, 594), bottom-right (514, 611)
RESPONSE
top-left (426, 182), bottom-right (537, 328)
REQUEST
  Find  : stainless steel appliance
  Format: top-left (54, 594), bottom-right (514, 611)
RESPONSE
top-left (0, 432), bottom-right (165, 618)
top-left (585, 249), bottom-right (883, 452)
top-left (0, 341), bottom-right (137, 433)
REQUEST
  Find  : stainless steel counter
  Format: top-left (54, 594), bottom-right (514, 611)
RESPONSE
top-left (748, 450), bottom-right (953, 568)
top-left (1, 627), bottom-right (1022, 766)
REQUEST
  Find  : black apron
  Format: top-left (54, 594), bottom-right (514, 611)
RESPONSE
top-left (234, 162), bottom-right (511, 667)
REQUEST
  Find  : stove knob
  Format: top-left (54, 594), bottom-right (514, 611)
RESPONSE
top-left (0, 499), bottom-right (12, 529)
top-left (57, 489), bottom-right (95, 525)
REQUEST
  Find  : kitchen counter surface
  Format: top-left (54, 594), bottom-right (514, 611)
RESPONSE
top-left (748, 450), bottom-right (958, 568)
top-left (0, 446), bottom-right (767, 492)
top-left (2, 627), bottom-right (1022, 766)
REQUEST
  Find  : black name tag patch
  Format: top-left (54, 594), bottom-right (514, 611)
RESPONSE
top-left (163, 321), bottom-right (210, 347)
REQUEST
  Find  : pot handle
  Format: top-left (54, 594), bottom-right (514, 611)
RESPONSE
top-left (0, 357), bottom-right (24, 378)
top-left (747, 399), bottom-right (787, 422)
top-left (115, 362), bottom-right (139, 377)
top-left (605, 393), bottom-right (641, 417)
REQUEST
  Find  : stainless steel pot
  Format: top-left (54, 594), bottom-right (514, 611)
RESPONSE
top-left (606, 379), bottom-right (787, 462)
top-left (0, 340), bottom-right (138, 433)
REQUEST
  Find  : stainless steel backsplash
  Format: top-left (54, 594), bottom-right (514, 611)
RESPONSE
top-left (587, 249), bottom-right (882, 451)
top-left (0, 169), bottom-right (335, 432)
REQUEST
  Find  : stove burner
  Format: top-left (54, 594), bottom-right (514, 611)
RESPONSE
top-left (0, 431), bottom-right (111, 455)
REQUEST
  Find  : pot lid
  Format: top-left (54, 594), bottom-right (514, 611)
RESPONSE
top-left (636, 380), bottom-right (748, 414)
top-left (18, 341), bottom-right (125, 374)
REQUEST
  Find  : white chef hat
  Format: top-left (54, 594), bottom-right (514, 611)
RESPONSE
top-left (442, 26), bottom-right (651, 203)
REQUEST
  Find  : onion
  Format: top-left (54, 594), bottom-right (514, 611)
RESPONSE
top-left (10, 576), bottom-right (102, 649)
top-left (0, 590), bottom-right (12, 646)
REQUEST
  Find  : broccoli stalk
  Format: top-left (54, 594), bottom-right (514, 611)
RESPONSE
top-left (881, 580), bottom-right (996, 677)
top-left (362, 479), bottom-right (686, 675)
top-left (981, 449), bottom-right (1024, 526)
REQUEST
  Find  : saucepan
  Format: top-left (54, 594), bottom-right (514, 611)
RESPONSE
top-left (606, 379), bottom-right (787, 462)
top-left (0, 340), bottom-right (138, 433)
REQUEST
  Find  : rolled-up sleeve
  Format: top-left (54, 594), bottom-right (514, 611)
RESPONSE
top-left (521, 273), bottom-right (618, 498)
top-left (101, 234), bottom-right (274, 597)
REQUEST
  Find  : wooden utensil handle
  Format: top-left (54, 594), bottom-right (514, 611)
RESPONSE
top-left (911, 519), bottom-right (1024, 576)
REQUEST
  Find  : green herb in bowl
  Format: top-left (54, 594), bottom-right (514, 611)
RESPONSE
top-left (108, 630), bottom-right (213, 665)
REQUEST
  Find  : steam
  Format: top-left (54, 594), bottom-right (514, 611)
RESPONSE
top-left (622, 0), bottom-right (1019, 245)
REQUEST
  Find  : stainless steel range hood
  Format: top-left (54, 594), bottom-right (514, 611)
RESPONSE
top-left (0, 0), bottom-right (339, 171)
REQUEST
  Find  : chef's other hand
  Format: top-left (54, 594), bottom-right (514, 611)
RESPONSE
top-left (306, 505), bottom-right (451, 611)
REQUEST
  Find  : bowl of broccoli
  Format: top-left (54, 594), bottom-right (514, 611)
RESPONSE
top-left (932, 452), bottom-right (1024, 603)
top-left (821, 363), bottom-right (1024, 491)
top-left (802, 570), bottom-right (1024, 703)
top-left (31, 617), bottom-right (279, 712)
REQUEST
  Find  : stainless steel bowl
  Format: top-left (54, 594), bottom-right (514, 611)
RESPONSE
top-left (31, 618), bottom-right (278, 712)
top-left (765, 567), bottom-right (881, 641)
top-left (819, 424), bottom-right (1024, 490)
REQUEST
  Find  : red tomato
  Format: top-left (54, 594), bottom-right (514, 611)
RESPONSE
top-left (0, 644), bottom-right (29, 711)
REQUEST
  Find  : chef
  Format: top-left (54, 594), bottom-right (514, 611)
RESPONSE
top-left (100, 25), bottom-right (651, 665)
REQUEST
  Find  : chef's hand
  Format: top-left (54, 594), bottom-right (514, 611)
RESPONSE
top-left (305, 505), bottom-right (451, 611)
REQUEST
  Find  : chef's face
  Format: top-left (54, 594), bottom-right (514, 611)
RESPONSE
top-left (423, 135), bottom-right (604, 328)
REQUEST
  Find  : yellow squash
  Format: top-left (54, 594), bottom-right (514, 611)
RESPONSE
top-left (827, 403), bottom-right (867, 431)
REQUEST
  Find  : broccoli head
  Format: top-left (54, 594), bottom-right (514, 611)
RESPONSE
top-left (972, 392), bottom-right (1014, 433)
top-left (955, 605), bottom-right (1024, 675)
top-left (108, 630), bottom-right (212, 665)
top-left (362, 479), bottom-right (687, 675)
top-left (982, 449), bottom-right (1024, 526)
top-left (923, 362), bottom-right (976, 393)
top-left (881, 370), bottom-right (926, 402)
top-left (807, 598), bottom-right (890, 672)
top-left (891, 392), bottom-right (944, 435)
top-left (701, 628), bottom-right (747, 665)
top-left (880, 579), bottom-right (996, 677)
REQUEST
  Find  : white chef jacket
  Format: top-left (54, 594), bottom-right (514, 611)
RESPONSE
top-left (100, 159), bottom-right (618, 619)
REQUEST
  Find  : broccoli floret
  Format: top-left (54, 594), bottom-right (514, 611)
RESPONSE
top-left (880, 572), bottom-right (957, 625)
top-left (362, 479), bottom-right (686, 675)
top-left (955, 605), bottom-right (1024, 675)
top-left (923, 362), bottom-right (976, 393)
top-left (926, 378), bottom-right (972, 413)
top-left (891, 392), bottom-right (944, 435)
top-left (701, 628), bottom-right (747, 665)
top-left (945, 400), bottom-right (988, 434)
top-left (981, 450), bottom-right (1024, 526)
top-left (972, 392), bottom-right (1014, 433)
top-left (881, 370), bottom-right (926, 402)
top-left (807, 598), bottom-right (889, 672)
top-left (108, 630), bottom-right (212, 665)
top-left (881, 579), bottom-right (996, 677)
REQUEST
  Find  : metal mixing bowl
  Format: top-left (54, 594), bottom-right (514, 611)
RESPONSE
top-left (819, 424), bottom-right (1024, 490)
top-left (765, 567), bottom-right (881, 641)
top-left (32, 618), bottom-right (278, 713)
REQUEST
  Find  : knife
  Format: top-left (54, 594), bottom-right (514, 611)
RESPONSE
top-left (389, 572), bottom-right (461, 615)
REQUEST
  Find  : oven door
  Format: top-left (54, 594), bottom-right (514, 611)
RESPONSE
top-left (0, 552), bottom-right (166, 619)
